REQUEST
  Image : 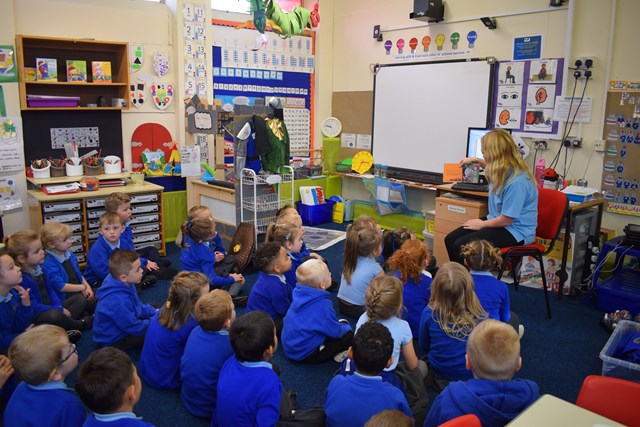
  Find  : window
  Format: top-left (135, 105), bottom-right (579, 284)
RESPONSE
top-left (212, 0), bottom-right (251, 14)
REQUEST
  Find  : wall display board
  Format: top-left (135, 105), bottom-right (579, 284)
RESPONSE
top-left (211, 21), bottom-right (314, 168)
top-left (493, 58), bottom-right (565, 137)
top-left (372, 59), bottom-right (494, 184)
top-left (601, 82), bottom-right (640, 216)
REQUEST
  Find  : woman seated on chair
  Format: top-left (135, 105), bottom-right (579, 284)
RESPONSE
top-left (445, 129), bottom-right (538, 264)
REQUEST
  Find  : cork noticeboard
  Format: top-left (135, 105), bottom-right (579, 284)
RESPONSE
top-left (332, 91), bottom-right (373, 160)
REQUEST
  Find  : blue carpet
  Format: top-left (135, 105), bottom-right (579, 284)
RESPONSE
top-left (69, 222), bottom-right (611, 427)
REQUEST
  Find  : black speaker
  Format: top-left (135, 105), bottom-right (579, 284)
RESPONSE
top-left (373, 25), bottom-right (382, 41)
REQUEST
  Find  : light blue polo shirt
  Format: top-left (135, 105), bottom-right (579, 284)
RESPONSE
top-left (488, 170), bottom-right (538, 244)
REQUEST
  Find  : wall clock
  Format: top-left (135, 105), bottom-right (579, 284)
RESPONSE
top-left (321, 117), bottom-right (342, 138)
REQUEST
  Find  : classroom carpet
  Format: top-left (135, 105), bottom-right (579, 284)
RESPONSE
top-left (69, 221), bottom-right (612, 427)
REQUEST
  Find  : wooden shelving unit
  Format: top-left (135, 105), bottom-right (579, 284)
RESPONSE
top-left (15, 35), bottom-right (129, 110)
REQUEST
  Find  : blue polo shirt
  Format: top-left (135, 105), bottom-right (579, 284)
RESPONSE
top-left (488, 170), bottom-right (538, 244)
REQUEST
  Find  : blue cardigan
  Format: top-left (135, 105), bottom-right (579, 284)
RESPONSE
top-left (4, 381), bottom-right (86, 427)
top-left (181, 235), bottom-right (234, 288)
top-left (213, 357), bottom-right (282, 427)
top-left (93, 274), bottom-right (156, 346)
top-left (180, 327), bottom-right (234, 418)
top-left (246, 272), bottom-right (291, 320)
top-left (42, 251), bottom-right (84, 301)
top-left (282, 285), bottom-right (352, 360)
top-left (0, 289), bottom-right (34, 352)
top-left (139, 312), bottom-right (198, 390)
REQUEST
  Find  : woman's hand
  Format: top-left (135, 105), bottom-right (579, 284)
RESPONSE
top-left (459, 157), bottom-right (477, 167)
top-left (463, 218), bottom-right (485, 230)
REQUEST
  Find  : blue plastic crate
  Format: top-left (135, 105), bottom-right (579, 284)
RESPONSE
top-left (596, 270), bottom-right (640, 316)
top-left (296, 200), bottom-right (336, 226)
top-left (600, 320), bottom-right (640, 382)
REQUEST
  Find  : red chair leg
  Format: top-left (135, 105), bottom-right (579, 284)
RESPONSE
top-left (537, 255), bottom-right (552, 319)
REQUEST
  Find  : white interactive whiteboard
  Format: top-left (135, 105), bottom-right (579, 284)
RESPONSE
top-left (372, 59), bottom-right (495, 183)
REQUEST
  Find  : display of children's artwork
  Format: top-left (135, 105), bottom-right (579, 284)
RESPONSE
top-left (529, 59), bottom-right (557, 84)
top-left (151, 83), bottom-right (173, 110)
top-left (0, 46), bottom-right (17, 82)
top-left (130, 45), bottom-right (143, 73)
top-left (496, 85), bottom-right (522, 108)
top-left (36, 58), bottom-right (57, 81)
top-left (130, 82), bottom-right (147, 109)
top-left (0, 176), bottom-right (22, 211)
top-left (498, 61), bottom-right (524, 85)
top-left (153, 52), bottom-right (169, 77)
top-left (66, 60), bottom-right (87, 82)
top-left (91, 61), bottom-right (112, 82)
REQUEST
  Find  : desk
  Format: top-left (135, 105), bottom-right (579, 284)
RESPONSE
top-left (507, 394), bottom-right (624, 426)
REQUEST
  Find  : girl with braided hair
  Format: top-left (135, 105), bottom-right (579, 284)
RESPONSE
top-left (139, 272), bottom-right (209, 389)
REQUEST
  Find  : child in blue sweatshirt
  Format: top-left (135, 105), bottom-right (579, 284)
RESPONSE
top-left (425, 319), bottom-right (540, 427)
top-left (180, 289), bottom-right (236, 418)
top-left (246, 242), bottom-right (292, 336)
top-left (213, 310), bottom-right (281, 427)
top-left (139, 272), bottom-right (208, 390)
top-left (266, 221), bottom-right (305, 297)
top-left (4, 325), bottom-right (86, 427)
top-left (84, 212), bottom-right (128, 286)
top-left (76, 347), bottom-right (155, 427)
top-left (325, 322), bottom-right (412, 427)
top-left (180, 217), bottom-right (245, 295)
top-left (0, 252), bottom-right (34, 353)
top-left (93, 250), bottom-right (157, 350)
top-left (282, 259), bottom-right (352, 363)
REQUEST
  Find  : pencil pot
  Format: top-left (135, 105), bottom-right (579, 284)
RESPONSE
top-left (65, 157), bottom-right (83, 176)
top-left (83, 157), bottom-right (104, 176)
top-left (31, 160), bottom-right (51, 179)
top-left (103, 156), bottom-right (121, 174)
top-left (50, 162), bottom-right (66, 177)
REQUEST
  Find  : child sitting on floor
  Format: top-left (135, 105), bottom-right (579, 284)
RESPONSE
top-left (0, 251), bottom-right (34, 353)
top-left (83, 212), bottom-right (125, 286)
top-left (266, 221), bottom-right (305, 296)
top-left (424, 319), bottom-right (540, 427)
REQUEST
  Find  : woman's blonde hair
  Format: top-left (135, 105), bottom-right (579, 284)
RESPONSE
top-left (158, 272), bottom-right (209, 331)
top-left (429, 262), bottom-right (486, 341)
top-left (460, 239), bottom-right (503, 272)
top-left (387, 239), bottom-right (430, 283)
top-left (9, 324), bottom-right (67, 385)
top-left (40, 222), bottom-right (71, 249)
top-left (482, 129), bottom-right (536, 194)
top-left (365, 275), bottom-right (403, 322)
top-left (5, 230), bottom-right (40, 267)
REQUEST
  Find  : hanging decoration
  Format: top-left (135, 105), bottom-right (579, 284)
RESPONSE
top-left (153, 52), bottom-right (170, 77)
top-left (151, 83), bottom-right (174, 110)
top-left (129, 45), bottom-right (143, 73)
top-left (130, 82), bottom-right (147, 109)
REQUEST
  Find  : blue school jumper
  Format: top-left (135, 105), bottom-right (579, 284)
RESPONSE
top-left (209, 234), bottom-right (226, 254)
top-left (213, 357), bottom-right (282, 427)
top-left (325, 373), bottom-right (412, 427)
top-left (180, 328), bottom-right (233, 418)
top-left (418, 306), bottom-right (474, 382)
top-left (42, 250), bottom-right (84, 301)
top-left (283, 250), bottom-right (305, 298)
top-left (83, 413), bottom-right (155, 427)
top-left (93, 274), bottom-right (156, 346)
top-left (424, 378), bottom-right (540, 427)
top-left (471, 271), bottom-right (510, 322)
top-left (4, 381), bottom-right (86, 427)
top-left (246, 272), bottom-right (291, 320)
top-left (121, 224), bottom-right (149, 266)
top-left (395, 270), bottom-right (432, 338)
top-left (282, 285), bottom-right (352, 360)
top-left (180, 235), bottom-right (234, 288)
top-left (21, 267), bottom-right (64, 315)
top-left (0, 289), bottom-right (34, 352)
top-left (139, 312), bottom-right (198, 390)
top-left (84, 235), bottom-right (119, 284)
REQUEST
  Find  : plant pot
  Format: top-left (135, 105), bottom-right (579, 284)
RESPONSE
top-left (65, 157), bottom-right (83, 176)
top-left (32, 161), bottom-right (51, 179)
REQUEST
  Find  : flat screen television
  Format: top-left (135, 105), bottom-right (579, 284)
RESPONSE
top-left (466, 127), bottom-right (512, 160)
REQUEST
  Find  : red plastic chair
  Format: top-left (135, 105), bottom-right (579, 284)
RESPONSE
top-left (576, 375), bottom-right (640, 427)
top-left (438, 414), bottom-right (481, 427)
top-left (497, 188), bottom-right (568, 319)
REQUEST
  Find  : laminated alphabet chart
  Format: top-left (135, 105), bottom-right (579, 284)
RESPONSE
top-left (493, 58), bottom-right (565, 138)
top-left (183, 2), bottom-right (207, 98)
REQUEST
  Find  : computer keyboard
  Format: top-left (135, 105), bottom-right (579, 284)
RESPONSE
top-left (451, 182), bottom-right (489, 192)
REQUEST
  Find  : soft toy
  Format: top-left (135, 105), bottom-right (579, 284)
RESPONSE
top-left (242, 0), bottom-right (320, 38)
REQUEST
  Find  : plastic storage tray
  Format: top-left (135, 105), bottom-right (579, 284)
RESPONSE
top-left (596, 270), bottom-right (640, 315)
top-left (600, 320), bottom-right (640, 382)
top-left (296, 200), bottom-right (336, 226)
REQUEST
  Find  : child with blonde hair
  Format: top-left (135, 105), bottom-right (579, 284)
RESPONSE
top-left (461, 240), bottom-right (523, 336)
top-left (139, 272), bottom-right (209, 389)
top-left (337, 222), bottom-right (383, 318)
top-left (6, 230), bottom-right (91, 332)
top-left (387, 239), bottom-right (432, 339)
top-left (425, 319), bottom-right (539, 427)
top-left (4, 325), bottom-right (85, 426)
top-left (419, 262), bottom-right (487, 388)
top-left (84, 212), bottom-right (126, 286)
top-left (180, 217), bottom-right (244, 297)
top-left (282, 259), bottom-right (353, 363)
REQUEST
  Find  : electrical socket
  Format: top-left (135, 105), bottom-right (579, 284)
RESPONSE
top-left (593, 139), bottom-right (605, 152)
top-left (571, 137), bottom-right (582, 148)
top-left (575, 56), bottom-right (594, 79)
top-left (532, 140), bottom-right (548, 150)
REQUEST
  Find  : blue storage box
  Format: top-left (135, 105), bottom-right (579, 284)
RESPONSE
top-left (600, 320), bottom-right (640, 382)
top-left (296, 200), bottom-right (336, 226)
top-left (596, 270), bottom-right (640, 316)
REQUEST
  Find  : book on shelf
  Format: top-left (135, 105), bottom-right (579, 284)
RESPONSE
top-left (41, 183), bottom-right (81, 195)
top-left (66, 60), bottom-right (87, 82)
top-left (91, 61), bottom-right (112, 82)
top-left (35, 58), bottom-right (57, 81)
top-left (98, 179), bottom-right (126, 187)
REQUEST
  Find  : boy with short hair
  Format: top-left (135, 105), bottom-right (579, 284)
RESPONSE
top-left (282, 259), bottom-right (353, 363)
top-left (325, 322), bottom-right (412, 427)
top-left (246, 242), bottom-right (292, 335)
top-left (213, 310), bottom-right (281, 427)
top-left (5, 325), bottom-right (86, 426)
top-left (75, 347), bottom-right (155, 427)
top-left (424, 319), bottom-right (540, 427)
top-left (180, 289), bottom-right (235, 418)
top-left (92, 250), bottom-right (157, 350)
top-left (84, 212), bottom-right (125, 286)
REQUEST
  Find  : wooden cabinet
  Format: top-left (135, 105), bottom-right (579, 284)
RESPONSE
top-left (15, 35), bottom-right (129, 110)
top-left (433, 195), bottom-right (488, 264)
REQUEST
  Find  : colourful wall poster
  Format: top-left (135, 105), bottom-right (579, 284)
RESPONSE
top-left (513, 35), bottom-right (542, 60)
top-left (0, 46), bottom-right (16, 82)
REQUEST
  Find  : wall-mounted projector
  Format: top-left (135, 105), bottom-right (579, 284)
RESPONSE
top-left (410, 0), bottom-right (445, 23)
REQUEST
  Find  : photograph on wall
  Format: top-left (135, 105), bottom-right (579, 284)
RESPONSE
top-left (527, 84), bottom-right (556, 109)
top-left (529, 59), bottom-right (557, 84)
top-left (496, 85), bottom-right (522, 107)
top-left (498, 61), bottom-right (524, 85)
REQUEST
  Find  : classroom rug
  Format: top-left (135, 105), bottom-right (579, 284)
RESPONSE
top-left (303, 226), bottom-right (346, 251)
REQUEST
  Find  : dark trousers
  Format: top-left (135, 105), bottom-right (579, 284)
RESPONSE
top-left (137, 245), bottom-right (160, 263)
top-left (34, 309), bottom-right (84, 331)
top-left (444, 220), bottom-right (521, 265)
top-left (303, 331), bottom-right (354, 364)
top-left (62, 292), bottom-right (88, 319)
top-left (508, 311), bottom-right (520, 331)
top-left (113, 333), bottom-right (146, 351)
top-left (338, 299), bottom-right (365, 319)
